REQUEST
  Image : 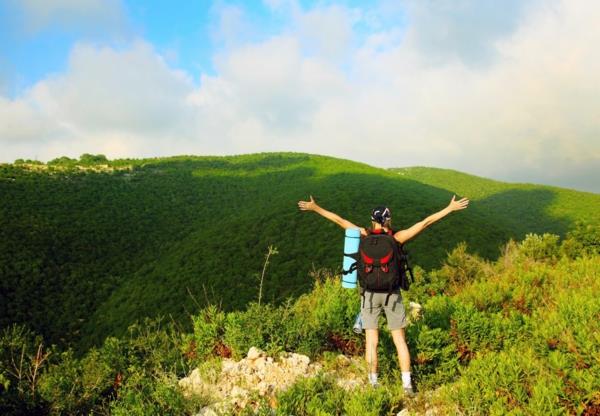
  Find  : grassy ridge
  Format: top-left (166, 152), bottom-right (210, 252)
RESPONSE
top-left (392, 166), bottom-right (599, 233)
top-left (1, 153), bottom-right (598, 351)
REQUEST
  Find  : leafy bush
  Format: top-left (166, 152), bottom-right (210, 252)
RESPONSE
top-left (223, 302), bottom-right (287, 359)
top-left (39, 348), bottom-right (114, 414)
top-left (407, 323), bottom-right (458, 388)
top-left (110, 372), bottom-right (206, 416)
top-left (186, 305), bottom-right (226, 362)
top-left (0, 325), bottom-right (52, 415)
top-left (450, 304), bottom-right (525, 356)
top-left (561, 221), bottom-right (600, 258)
top-left (518, 233), bottom-right (560, 261)
top-left (290, 272), bottom-right (361, 356)
top-left (220, 272), bottom-right (362, 360)
top-left (437, 243), bottom-right (487, 292)
top-left (421, 295), bottom-right (456, 330)
top-left (405, 265), bottom-right (449, 303)
top-left (343, 385), bottom-right (403, 416)
top-left (79, 153), bottom-right (109, 165)
top-left (444, 347), bottom-right (557, 415)
top-left (276, 374), bottom-right (345, 416)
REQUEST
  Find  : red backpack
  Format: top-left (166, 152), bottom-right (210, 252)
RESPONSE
top-left (345, 229), bottom-right (414, 305)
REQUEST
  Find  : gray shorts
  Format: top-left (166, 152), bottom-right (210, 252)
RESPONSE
top-left (360, 291), bottom-right (407, 331)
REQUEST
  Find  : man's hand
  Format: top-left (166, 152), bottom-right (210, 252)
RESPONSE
top-left (447, 195), bottom-right (469, 212)
top-left (298, 195), bottom-right (318, 211)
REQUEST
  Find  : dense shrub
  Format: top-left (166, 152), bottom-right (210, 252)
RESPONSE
top-left (518, 233), bottom-right (561, 261)
top-left (276, 374), bottom-right (345, 415)
top-left (219, 272), bottom-right (361, 359)
top-left (561, 221), bottom-right (600, 258)
top-left (436, 243), bottom-right (488, 292)
top-left (289, 272), bottom-right (361, 356)
top-left (407, 323), bottom-right (458, 388)
top-left (223, 302), bottom-right (288, 358)
top-left (273, 374), bottom-right (405, 416)
top-left (39, 348), bottom-right (114, 414)
top-left (109, 372), bottom-right (206, 416)
top-left (185, 305), bottom-right (227, 362)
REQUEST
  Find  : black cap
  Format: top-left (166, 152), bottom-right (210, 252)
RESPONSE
top-left (371, 206), bottom-right (391, 225)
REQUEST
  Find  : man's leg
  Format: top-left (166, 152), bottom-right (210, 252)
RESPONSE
top-left (391, 328), bottom-right (414, 394)
top-left (391, 328), bottom-right (410, 372)
top-left (365, 329), bottom-right (379, 385)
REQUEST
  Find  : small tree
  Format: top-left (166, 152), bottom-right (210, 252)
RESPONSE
top-left (79, 154), bottom-right (109, 165)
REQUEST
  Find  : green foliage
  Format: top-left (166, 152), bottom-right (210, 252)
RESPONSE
top-left (223, 302), bottom-right (288, 358)
top-left (187, 305), bottom-right (226, 362)
top-left (407, 323), bottom-right (458, 388)
top-left (450, 304), bottom-right (525, 354)
top-left (38, 348), bottom-right (114, 414)
top-left (37, 316), bottom-right (195, 414)
top-left (2, 153), bottom-right (598, 352)
top-left (0, 325), bottom-right (52, 415)
top-left (276, 374), bottom-right (345, 416)
top-left (561, 221), bottom-right (600, 258)
top-left (219, 271), bottom-right (361, 359)
top-left (47, 156), bottom-right (77, 166)
top-left (518, 233), bottom-right (561, 261)
top-left (436, 242), bottom-right (488, 291)
top-left (439, 247), bottom-right (600, 414)
top-left (79, 153), bottom-right (109, 165)
top-left (1, 233), bottom-right (599, 414)
top-left (275, 375), bottom-right (405, 416)
top-left (343, 385), bottom-right (402, 416)
top-left (109, 372), bottom-right (205, 416)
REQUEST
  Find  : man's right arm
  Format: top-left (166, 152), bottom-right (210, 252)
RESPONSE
top-left (298, 196), bottom-right (366, 234)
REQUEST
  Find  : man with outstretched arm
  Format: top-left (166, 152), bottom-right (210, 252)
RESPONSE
top-left (297, 195), bottom-right (469, 395)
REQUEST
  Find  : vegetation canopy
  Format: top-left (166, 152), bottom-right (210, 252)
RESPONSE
top-left (1, 152), bottom-right (598, 354)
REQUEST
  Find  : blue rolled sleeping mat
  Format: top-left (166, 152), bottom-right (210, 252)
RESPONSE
top-left (342, 228), bottom-right (361, 288)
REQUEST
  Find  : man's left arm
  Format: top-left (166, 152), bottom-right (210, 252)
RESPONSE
top-left (394, 195), bottom-right (469, 244)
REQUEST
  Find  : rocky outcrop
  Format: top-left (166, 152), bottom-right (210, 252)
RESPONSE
top-left (180, 347), bottom-right (361, 412)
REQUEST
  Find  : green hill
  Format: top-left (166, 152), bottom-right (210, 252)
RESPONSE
top-left (1, 153), bottom-right (598, 351)
top-left (392, 166), bottom-right (599, 227)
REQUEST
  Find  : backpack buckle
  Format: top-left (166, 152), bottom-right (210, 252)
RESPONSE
top-left (365, 265), bottom-right (373, 274)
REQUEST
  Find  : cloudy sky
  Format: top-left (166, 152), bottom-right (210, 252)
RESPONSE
top-left (0, 0), bottom-right (598, 192)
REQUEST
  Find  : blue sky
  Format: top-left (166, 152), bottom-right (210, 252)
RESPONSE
top-left (1, 0), bottom-right (396, 93)
top-left (0, 0), bottom-right (599, 192)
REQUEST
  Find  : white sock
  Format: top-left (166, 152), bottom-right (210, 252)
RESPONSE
top-left (402, 372), bottom-right (412, 389)
top-left (368, 372), bottom-right (378, 385)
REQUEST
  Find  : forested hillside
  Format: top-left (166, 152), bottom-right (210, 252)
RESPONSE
top-left (1, 153), bottom-right (598, 351)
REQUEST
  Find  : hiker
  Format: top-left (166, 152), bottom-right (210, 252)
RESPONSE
top-left (297, 195), bottom-right (469, 394)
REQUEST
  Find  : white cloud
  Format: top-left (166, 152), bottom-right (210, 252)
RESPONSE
top-left (0, 41), bottom-right (204, 160)
top-left (295, 5), bottom-right (358, 59)
top-left (402, 0), bottom-right (532, 67)
top-left (1, 0), bottom-right (599, 192)
top-left (211, 4), bottom-right (249, 47)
